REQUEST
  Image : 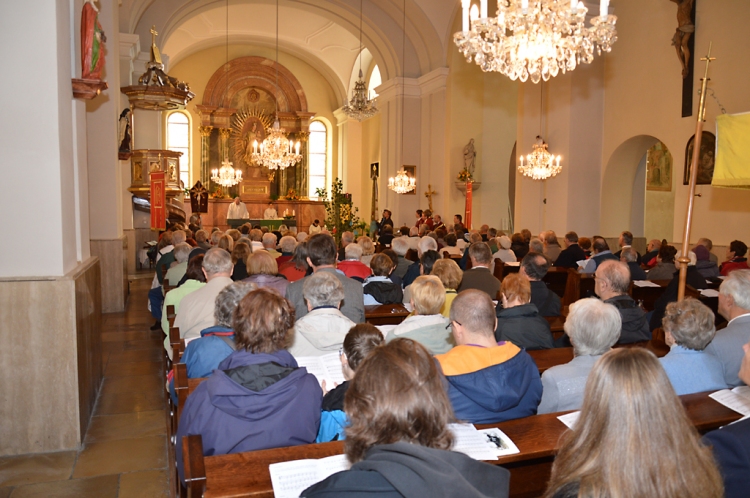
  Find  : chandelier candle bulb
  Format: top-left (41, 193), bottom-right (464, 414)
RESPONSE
top-left (521, 0), bottom-right (528, 12)
top-left (480, 0), bottom-right (488, 19)
top-left (600, 0), bottom-right (609, 18)
top-left (295, 142), bottom-right (300, 154)
top-left (462, 0), bottom-right (470, 31)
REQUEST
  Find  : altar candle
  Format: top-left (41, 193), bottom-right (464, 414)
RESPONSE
top-left (295, 141), bottom-right (300, 154)
top-left (461, 0), bottom-right (470, 31)
top-left (293, 210), bottom-right (295, 216)
top-left (253, 140), bottom-right (258, 153)
top-left (600, 0), bottom-right (608, 18)
top-left (480, 0), bottom-right (487, 18)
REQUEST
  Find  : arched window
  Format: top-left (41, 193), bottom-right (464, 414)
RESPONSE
top-left (368, 65), bottom-right (382, 99)
top-left (308, 120), bottom-right (327, 199)
top-left (166, 111), bottom-right (190, 188)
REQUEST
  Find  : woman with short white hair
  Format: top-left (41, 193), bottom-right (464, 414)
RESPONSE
top-left (386, 276), bottom-right (452, 354)
top-left (537, 298), bottom-right (621, 414)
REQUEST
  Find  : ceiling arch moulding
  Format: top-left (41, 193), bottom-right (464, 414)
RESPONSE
top-left (166, 35), bottom-right (347, 105)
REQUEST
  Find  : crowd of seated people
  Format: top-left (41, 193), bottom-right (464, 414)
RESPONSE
top-left (147, 215), bottom-right (749, 496)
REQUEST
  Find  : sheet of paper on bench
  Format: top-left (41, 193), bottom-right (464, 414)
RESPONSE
top-left (557, 411), bottom-right (580, 429)
top-left (699, 288), bottom-right (720, 298)
top-left (448, 423), bottom-right (500, 460)
top-left (709, 386), bottom-right (750, 416)
top-left (294, 353), bottom-right (345, 389)
top-left (477, 427), bottom-right (520, 457)
top-left (269, 454), bottom-right (350, 498)
top-left (633, 280), bottom-right (661, 288)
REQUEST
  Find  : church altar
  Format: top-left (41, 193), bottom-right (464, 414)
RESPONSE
top-left (184, 198), bottom-right (325, 233)
top-left (227, 219), bottom-right (296, 230)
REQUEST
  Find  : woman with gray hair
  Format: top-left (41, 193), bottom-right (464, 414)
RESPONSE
top-left (289, 271), bottom-right (356, 357)
top-left (659, 298), bottom-right (728, 395)
top-left (537, 298), bottom-right (622, 414)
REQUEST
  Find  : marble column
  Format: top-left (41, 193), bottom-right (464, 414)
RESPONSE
top-left (199, 126), bottom-right (213, 186)
top-left (297, 132), bottom-right (309, 198)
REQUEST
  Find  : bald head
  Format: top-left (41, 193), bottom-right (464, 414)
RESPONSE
top-left (450, 290), bottom-right (496, 337)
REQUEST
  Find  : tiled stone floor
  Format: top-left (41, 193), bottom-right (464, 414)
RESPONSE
top-left (0, 275), bottom-right (171, 497)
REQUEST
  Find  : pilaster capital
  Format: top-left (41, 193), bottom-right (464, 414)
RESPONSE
top-left (199, 126), bottom-right (213, 137)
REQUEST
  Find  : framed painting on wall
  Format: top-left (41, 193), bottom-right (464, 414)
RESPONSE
top-left (403, 165), bottom-right (416, 195)
top-left (683, 131), bottom-right (716, 185)
top-left (646, 141), bottom-right (672, 191)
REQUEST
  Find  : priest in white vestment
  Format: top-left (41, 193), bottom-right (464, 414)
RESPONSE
top-left (264, 202), bottom-right (279, 219)
top-left (227, 197), bottom-right (249, 220)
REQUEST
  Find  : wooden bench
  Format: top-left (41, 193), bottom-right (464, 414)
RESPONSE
top-left (628, 279), bottom-right (670, 311)
top-left (561, 271), bottom-right (595, 309)
top-left (542, 267), bottom-right (569, 298)
top-left (527, 340), bottom-right (670, 374)
top-left (181, 391), bottom-right (741, 498)
top-left (364, 304), bottom-right (410, 325)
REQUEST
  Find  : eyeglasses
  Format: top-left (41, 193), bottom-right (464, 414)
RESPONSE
top-left (445, 320), bottom-right (461, 331)
top-left (339, 347), bottom-right (346, 360)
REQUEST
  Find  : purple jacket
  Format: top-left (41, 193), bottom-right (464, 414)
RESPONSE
top-left (243, 274), bottom-right (289, 296)
top-left (176, 349), bottom-right (322, 482)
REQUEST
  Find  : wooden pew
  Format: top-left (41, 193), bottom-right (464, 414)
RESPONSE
top-left (628, 279), bottom-right (670, 311)
top-left (527, 340), bottom-right (670, 374)
top-left (561, 271), bottom-right (595, 309)
top-left (364, 304), bottom-right (410, 326)
top-left (181, 392), bottom-right (741, 498)
top-left (542, 267), bottom-right (569, 298)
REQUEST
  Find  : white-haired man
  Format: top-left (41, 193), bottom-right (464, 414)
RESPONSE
top-left (227, 197), bottom-right (249, 221)
top-left (262, 232), bottom-right (281, 259)
top-left (706, 269), bottom-right (750, 387)
top-left (595, 260), bottom-right (650, 343)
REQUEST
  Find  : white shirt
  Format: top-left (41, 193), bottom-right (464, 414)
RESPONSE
top-left (227, 201), bottom-right (249, 220)
top-left (264, 207), bottom-right (279, 219)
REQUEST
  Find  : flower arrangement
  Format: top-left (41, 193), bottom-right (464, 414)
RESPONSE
top-left (286, 188), bottom-right (300, 201)
top-left (457, 168), bottom-right (473, 182)
top-left (315, 178), bottom-right (361, 243)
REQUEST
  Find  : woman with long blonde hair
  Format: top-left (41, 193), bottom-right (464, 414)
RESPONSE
top-left (545, 347), bottom-right (723, 498)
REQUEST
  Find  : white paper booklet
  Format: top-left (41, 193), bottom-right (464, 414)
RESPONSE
top-left (269, 454), bottom-right (350, 498)
top-left (557, 411), bottom-right (581, 429)
top-left (376, 325), bottom-right (397, 338)
top-left (477, 428), bottom-right (520, 457)
top-left (633, 280), bottom-right (661, 288)
top-left (709, 386), bottom-right (750, 416)
top-left (448, 423), bottom-right (500, 461)
top-left (699, 288), bottom-right (720, 298)
top-left (294, 353), bottom-right (346, 389)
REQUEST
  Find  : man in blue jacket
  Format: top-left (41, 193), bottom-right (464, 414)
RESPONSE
top-left (435, 290), bottom-right (542, 424)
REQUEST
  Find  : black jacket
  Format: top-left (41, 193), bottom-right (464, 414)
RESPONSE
top-left (495, 303), bottom-right (554, 350)
top-left (530, 280), bottom-right (561, 317)
top-left (302, 442), bottom-right (510, 498)
top-left (626, 261), bottom-right (647, 281)
top-left (605, 295), bottom-right (650, 343)
top-left (363, 281), bottom-right (404, 305)
top-left (554, 244), bottom-right (585, 269)
top-left (649, 266), bottom-right (708, 331)
top-left (703, 417), bottom-right (750, 498)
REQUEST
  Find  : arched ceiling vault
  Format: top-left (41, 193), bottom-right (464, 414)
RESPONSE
top-left (121, 0), bottom-right (447, 102)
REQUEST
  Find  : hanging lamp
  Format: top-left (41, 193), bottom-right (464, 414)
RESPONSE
top-left (518, 82), bottom-right (562, 180)
top-left (342, 0), bottom-right (378, 121)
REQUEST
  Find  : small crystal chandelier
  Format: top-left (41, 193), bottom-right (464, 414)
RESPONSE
top-left (518, 136), bottom-right (562, 180)
top-left (388, 168), bottom-right (416, 194)
top-left (251, 120), bottom-right (301, 170)
top-left (454, 0), bottom-right (617, 84)
top-left (211, 159), bottom-right (243, 187)
top-left (342, 0), bottom-right (378, 121)
top-left (250, 0), bottom-right (302, 172)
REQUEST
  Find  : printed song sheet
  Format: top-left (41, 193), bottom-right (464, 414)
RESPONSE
top-left (269, 454), bottom-right (350, 498)
top-left (294, 353), bottom-right (346, 389)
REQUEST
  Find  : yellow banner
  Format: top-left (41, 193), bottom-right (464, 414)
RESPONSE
top-left (713, 112), bottom-right (750, 189)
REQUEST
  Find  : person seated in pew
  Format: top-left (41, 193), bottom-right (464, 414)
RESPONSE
top-left (316, 324), bottom-right (384, 443)
top-left (495, 273), bottom-right (554, 350)
top-left (357, 235), bottom-right (376, 267)
top-left (510, 232), bottom-right (529, 261)
top-left (289, 272), bottom-right (356, 357)
top-left (659, 298), bottom-right (727, 395)
top-left (386, 276), bottom-right (452, 354)
top-left (276, 235), bottom-right (297, 266)
top-left (519, 252), bottom-right (561, 317)
top-left (169, 281), bottom-right (257, 403)
top-left (594, 260), bottom-right (651, 344)
top-left (162, 255), bottom-right (206, 358)
top-left (648, 250), bottom-right (708, 332)
top-left (278, 241), bottom-right (309, 283)
top-left (431, 258), bottom-right (463, 318)
top-left (544, 348), bottom-right (724, 498)
top-left (693, 244), bottom-right (720, 279)
top-left (578, 237), bottom-right (618, 274)
top-left (242, 250), bottom-right (289, 296)
top-left (362, 254), bottom-right (403, 305)
top-left (720, 239), bottom-right (750, 276)
top-left (537, 298), bottom-right (621, 414)
top-left (620, 247), bottom-right (647, 280)
top-left (492, 235), bottom-right (517, 264)
top-left (402, 250), bottom-right (440, 304)
top-left (302, 338), bottom-right (511, 498)
top-left (336, 243), bottom-right (372, 282)
top-left (578, 236), bottom-right (592, 259)
top-left (703, 338), bottom-right (750, 498)
top-left (553, 231), bottom-right (585, 269)
top-left (390, 236), bottom-right (414, 280)
top-left (175, 288), bottom-right (322, 484)
top-left (402, 236), bottom-right (439, 287)
top-left (230, 240), bottom-right (251, 281)
top-left (165, 242), bottom-right (192, 286)
top-left (457, 242), bottom-right (501, 298)
top-left (459, 232), bottom-right (483, 270)
top-left (706, 269), bottom-right (750, 387)
top-left (436, 290), bottom-right (542, 424)
top-left (642, 238), bottom-right (661, 267)
top-left (442, 233), bottom-right (463, 257)
top-left (380, 249), bottom-right (404, 288)
top-left (646, 241), bottom-right (678, 281)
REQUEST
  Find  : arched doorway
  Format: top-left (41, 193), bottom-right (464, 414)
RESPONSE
top-left (601, 135), bottom-right (675, 241)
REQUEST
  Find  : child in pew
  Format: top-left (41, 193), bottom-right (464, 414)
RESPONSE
top-left (544, 348), bottom-right (723, 498)
top-left (317, 324), bottom-right (384, 443)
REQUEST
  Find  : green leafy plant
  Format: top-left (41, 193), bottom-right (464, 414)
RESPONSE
top-left (315, 178), bottom-right (361, 243)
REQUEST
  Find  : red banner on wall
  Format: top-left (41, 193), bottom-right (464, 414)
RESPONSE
top-left (465, 181), bottom-right (473, 230)
top-left (150, 171), bottom-right (166, 231)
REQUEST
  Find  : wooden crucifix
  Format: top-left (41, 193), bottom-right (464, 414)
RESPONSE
top-left (669, 0), bottom-right (696, 117)
top-left (424, 184), bottom-right (437, 213)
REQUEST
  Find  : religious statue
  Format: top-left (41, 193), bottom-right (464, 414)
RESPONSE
top-left (81, 0), bottom-right (106, 80)
top-left (370, 163), bottom-right (379, 222)
top-left (118, 109), bottom-right (131, 155)
top-left (463, 138), bottom-right (476, 176)
top-left (669, 0), bottom-right (695, 79)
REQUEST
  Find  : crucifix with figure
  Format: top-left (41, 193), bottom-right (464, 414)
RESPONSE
top-left (424, 184), bottom-right (437, 213)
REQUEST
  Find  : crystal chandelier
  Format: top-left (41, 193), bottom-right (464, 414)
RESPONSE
top-left (518, 136), bottom-right (562, 180)
top-left (250, 0), bottom-right (302, 172)
top-left (251, 120), bottom-right (301, 170)
top-left (454, 0), bottom-right (617, 84)
top-left (342, 0), bottom-right (378, 121)
top-left (211, 159), bottom-right (243, 187)
top-left (388, 168), bottom-right (416, 194)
